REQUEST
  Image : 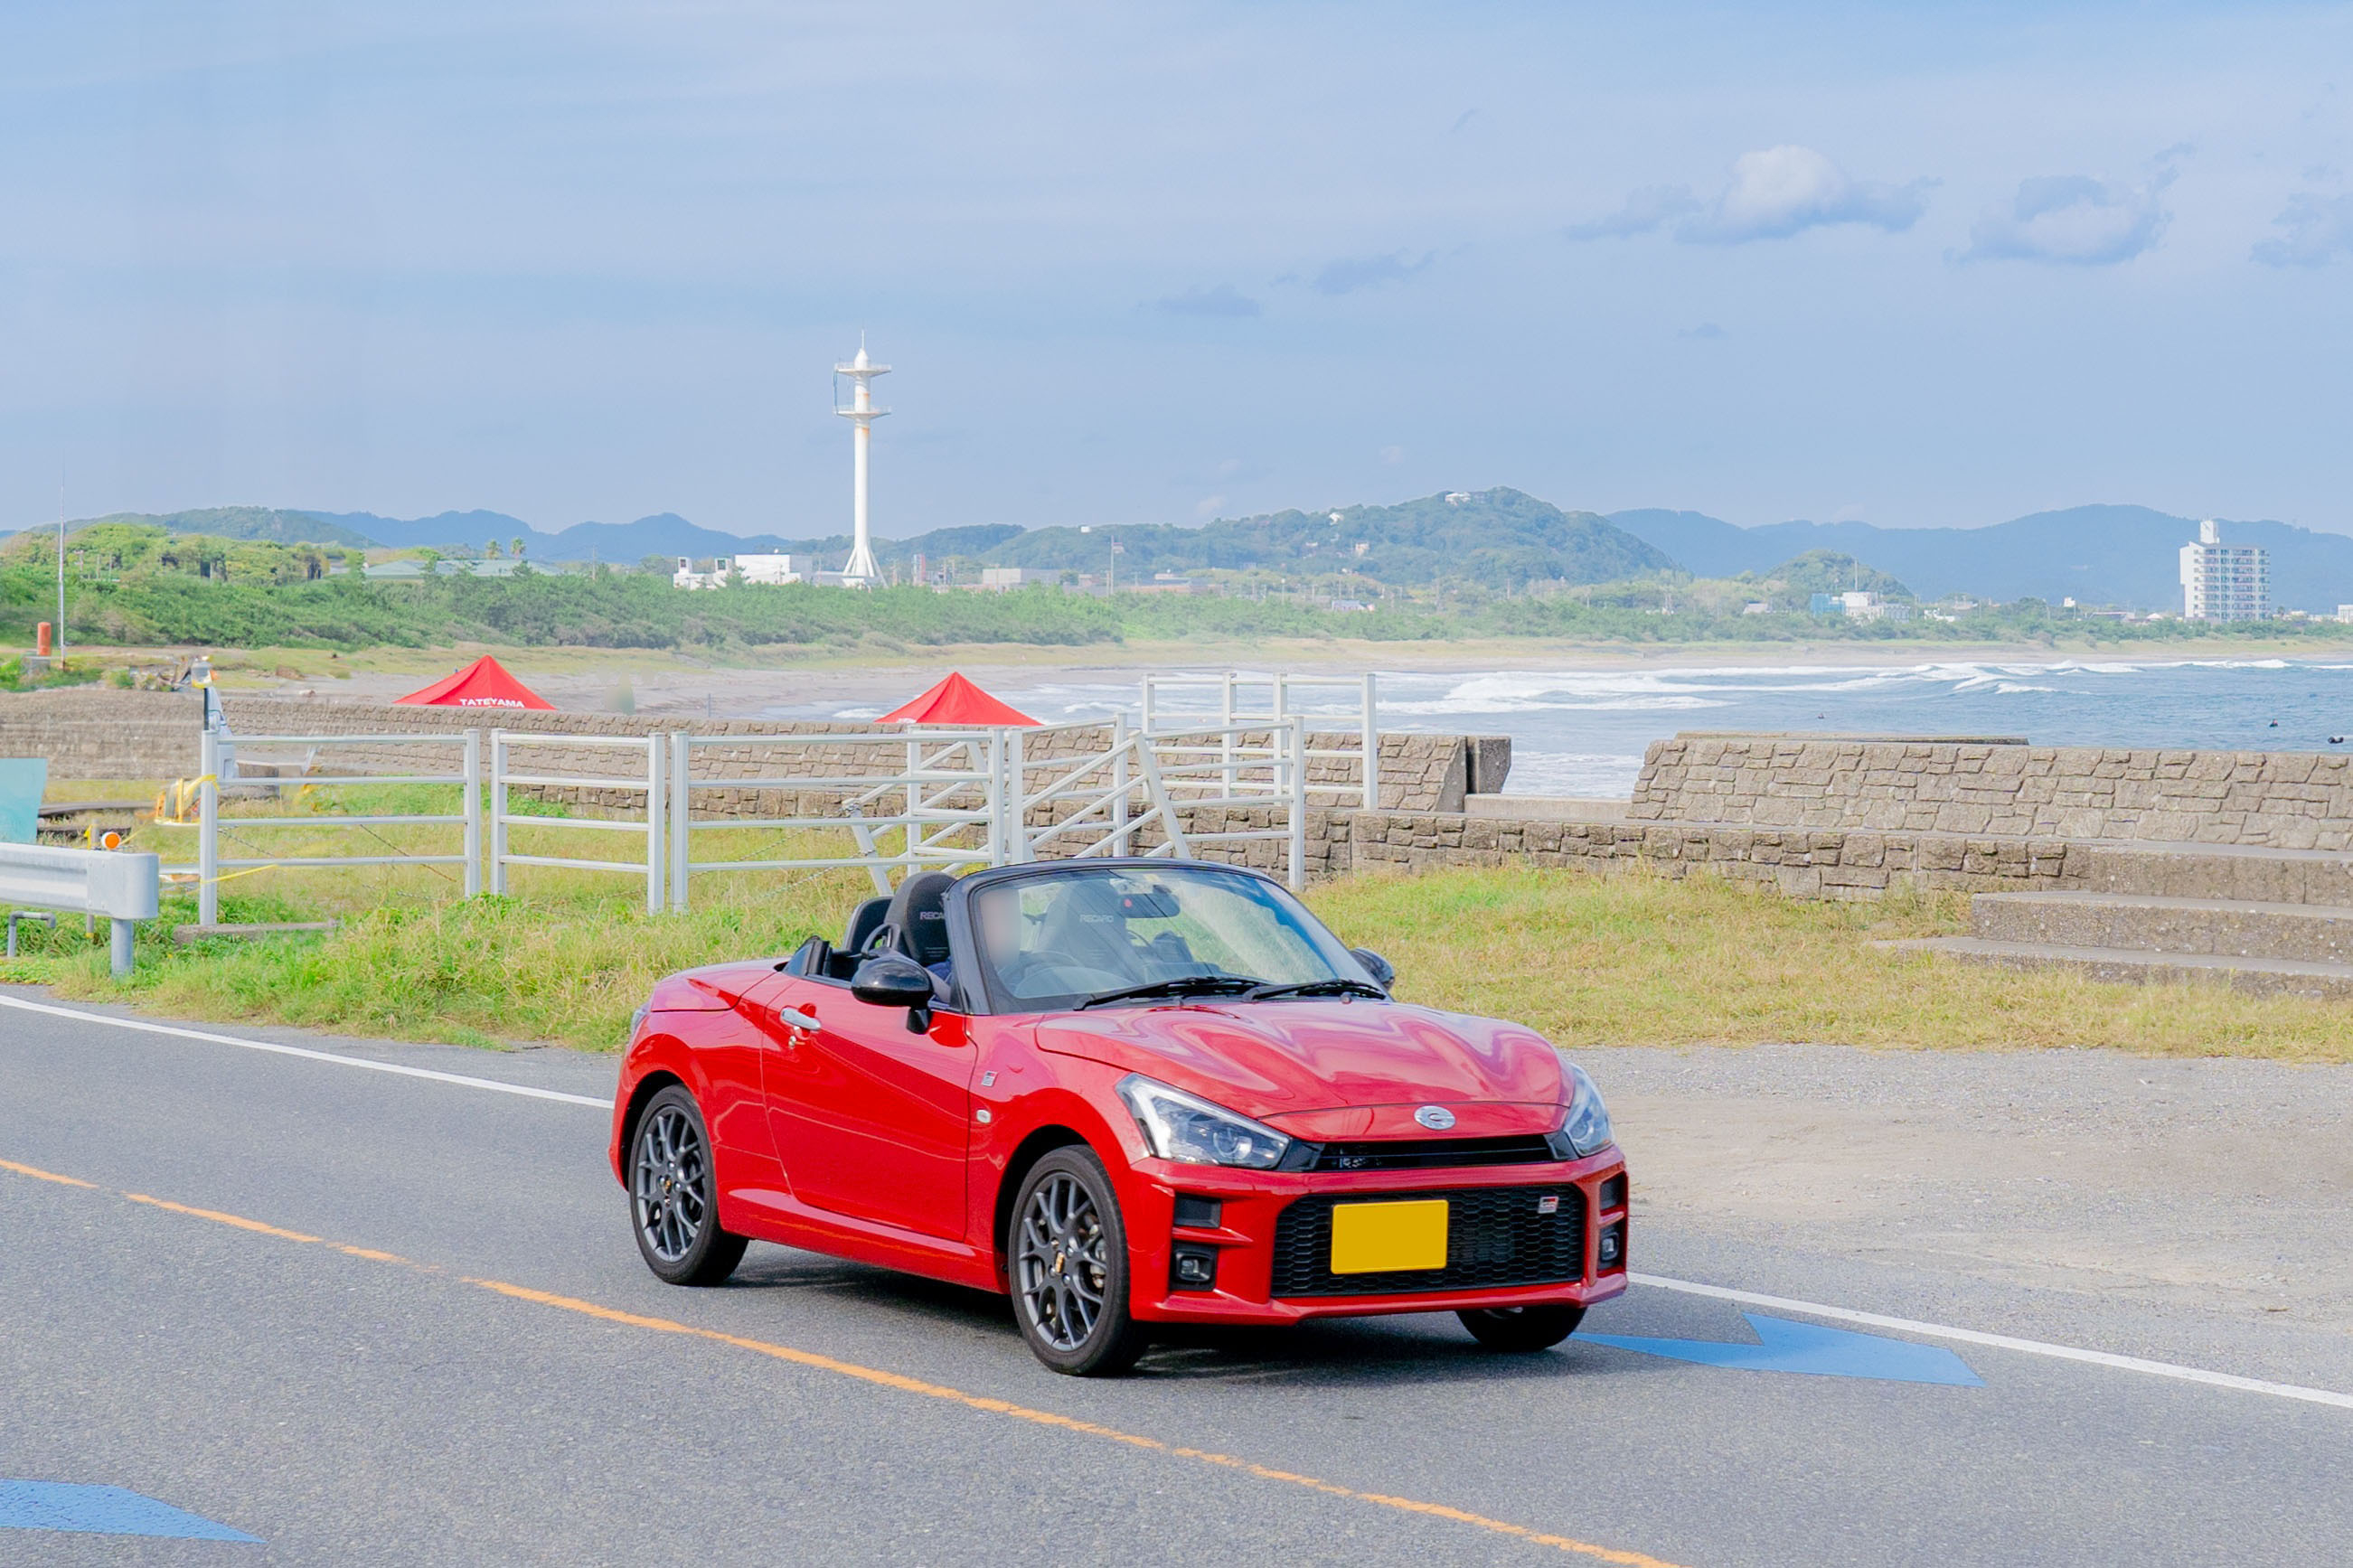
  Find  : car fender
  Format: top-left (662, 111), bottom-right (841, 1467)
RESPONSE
top-left (969, 1053), bottom-right (1146, 1277)
top-left (607, 1019), bottom-right (720, 1186)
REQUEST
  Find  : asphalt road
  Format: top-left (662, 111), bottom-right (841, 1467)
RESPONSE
top-left (2, 990), bottom-right (2348, 1567)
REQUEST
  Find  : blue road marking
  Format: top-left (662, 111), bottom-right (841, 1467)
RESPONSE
top-left (1586, 1311), bottom-right (1985, 1386)
top-left (0, 1480), bottom-right (261, 1541)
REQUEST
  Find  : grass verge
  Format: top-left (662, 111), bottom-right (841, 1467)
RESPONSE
top-left (17, 798), bottom-right (2353, 1062)
top-left (1312, 866), bottom-right (2353, 1063)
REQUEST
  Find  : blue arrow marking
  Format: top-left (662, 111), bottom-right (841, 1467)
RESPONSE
top-left (0, 1481), bottom-right (261, 1541)
top-left (1586, 1312), bottom-right (1983, 1385)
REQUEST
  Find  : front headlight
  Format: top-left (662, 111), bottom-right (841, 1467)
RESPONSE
top-left (1116, 1075), bottom-right (1293, 1170)
top-left (1557, 1064), bottom-right (1614, 1158)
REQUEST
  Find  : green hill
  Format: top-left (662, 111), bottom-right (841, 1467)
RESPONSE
top-left (1762, 550), bottom-right (1914, 600)
top-left (987, 488), bottom-right (1671, 587)
top-left (53, 507), bottom-right (375, 548)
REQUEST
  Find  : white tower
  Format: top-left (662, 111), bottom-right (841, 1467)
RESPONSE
top-left (833, 339), bottom-right (890, 587)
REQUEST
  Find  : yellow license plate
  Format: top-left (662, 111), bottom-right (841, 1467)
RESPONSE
top-left (1329, 1199), bottom-right (1450, 1274)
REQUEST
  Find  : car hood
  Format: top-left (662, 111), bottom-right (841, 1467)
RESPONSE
top-left (1035, 999), bottom-right (1567, 1134)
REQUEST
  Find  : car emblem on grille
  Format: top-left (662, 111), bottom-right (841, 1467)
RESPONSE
top-left (1413, 1105), bottom-right (1455, 1131)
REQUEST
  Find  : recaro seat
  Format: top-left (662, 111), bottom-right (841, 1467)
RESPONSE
top-left (878, 870), bottom-right (956, 972)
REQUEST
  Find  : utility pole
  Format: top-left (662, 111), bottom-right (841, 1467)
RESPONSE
top-left (56, 473), bottom-right (66, 664)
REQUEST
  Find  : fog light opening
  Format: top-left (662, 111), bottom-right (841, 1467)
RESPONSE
top-left (1172, 1245), bottom-right (1219, 1291)
top-left (1596, 1221), bottom-right (1626, 1272)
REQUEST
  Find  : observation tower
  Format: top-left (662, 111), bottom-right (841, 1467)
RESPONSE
top-left (833, 339), bottom-right (889, 587)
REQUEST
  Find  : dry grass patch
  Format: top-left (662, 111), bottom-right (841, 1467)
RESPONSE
top-left (1308, 866), bottom-right (2353, 1064)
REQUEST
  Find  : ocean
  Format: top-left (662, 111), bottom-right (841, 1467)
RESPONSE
top-left (770, 657), bottom-right (2353, 798)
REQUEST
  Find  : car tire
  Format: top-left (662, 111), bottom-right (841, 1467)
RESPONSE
top-left (1456, 1303), bottom-right (1586, 1352)
top-left (1008, 1147), bottom-right (1150, 1376)
top-left (629, 1085), bottom-right (748, 1287)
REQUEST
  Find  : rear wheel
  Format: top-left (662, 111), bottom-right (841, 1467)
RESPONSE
top-left (1009, 1149), bottom-right (1149, 1376)
top-left (630, 1086), bottom-right (748, 1286)
top-left (1457, 1303), bottom-right (1586, 1352)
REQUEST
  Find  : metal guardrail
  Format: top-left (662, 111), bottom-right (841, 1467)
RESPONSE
top-left (1140, 671), bottom-right (1379, 810)
top-left (0, 842), bottom-right (160, 977)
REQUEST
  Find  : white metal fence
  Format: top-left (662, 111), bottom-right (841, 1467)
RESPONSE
top-left (165, 713), bottom-right (1320, 920)
top-left (171, 728), bottom-right (483, 925)
top-left (1140, 671), bottom-right (1379, 810)
top-left (664, 728), bottom-right (1006, 910)
top-left (490, 732), bottom-right (666, 914)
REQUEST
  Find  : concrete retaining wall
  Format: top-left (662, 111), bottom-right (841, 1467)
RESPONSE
top-left (1630, 733), bottom-right (2353, 850)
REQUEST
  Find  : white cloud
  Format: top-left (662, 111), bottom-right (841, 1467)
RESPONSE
top-left (1564, 184), bottom-right (1700, 241)
top-left (2252, 192), bottom-right (2353, 266)
top-left (1566, 147), bottom-right (1930, 245)
top-left (1309, 249), bottom-right (1435, 296)
top-left (1961, 171), bottom-right (2173, 266)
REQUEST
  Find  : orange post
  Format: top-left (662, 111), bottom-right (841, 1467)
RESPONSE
top-left (35, 622), bottom-right (51, 658)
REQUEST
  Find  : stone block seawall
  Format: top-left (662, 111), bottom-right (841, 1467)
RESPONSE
top-left (1631, 734), bottom-right (2353, 850)
top-left (1320, 812), bottom-right (2085, 897)
top-left (0, 690), bottom-right (1501, 815)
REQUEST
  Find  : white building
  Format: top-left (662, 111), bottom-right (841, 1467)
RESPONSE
top-left (2179, 520), bottom-right (2268, 621)
top-left (980, 567), bottom-right (1042, 589)
top-left (732, 553), bottom-right (802, 586)
top-left (1839, 591), bottom-right (1912, 624)
top-left (673, 556), bottom-right (737, 590)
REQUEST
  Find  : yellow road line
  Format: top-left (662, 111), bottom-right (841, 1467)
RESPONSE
top-left (0, 1157), bottom-right (96, 1188)
top-left (5, 1155), bottom-right (1689, 1568)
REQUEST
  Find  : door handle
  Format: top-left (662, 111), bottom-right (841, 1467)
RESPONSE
top-left (774, 1008), bottom-right (822, 1034)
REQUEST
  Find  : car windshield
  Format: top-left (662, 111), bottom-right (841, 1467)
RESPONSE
top-left (967, 865), bottom-right (1368, 1014)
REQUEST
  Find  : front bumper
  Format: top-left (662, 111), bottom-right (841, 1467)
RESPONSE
top-left (1116, 1150), bottom-right (1630, 1325)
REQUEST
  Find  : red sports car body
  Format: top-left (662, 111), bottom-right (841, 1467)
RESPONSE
top-left (611, 859), bottom-right (1628, 1373)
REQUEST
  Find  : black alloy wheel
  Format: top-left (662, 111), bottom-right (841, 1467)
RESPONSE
top-left (630, 1086), bottom-right (748, 1286)
top-left (1009, 1148), bottom-right (1149, 1376)
top-left (1456, 1303), bottom-right (1586, 1352)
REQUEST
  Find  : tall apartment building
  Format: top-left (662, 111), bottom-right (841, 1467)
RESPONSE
top-left (2179, 519), bottom-right (2269, 621)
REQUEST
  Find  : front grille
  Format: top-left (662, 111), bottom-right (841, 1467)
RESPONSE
top-left (1270, 1186), bottom-right (1586, 1298)
top-left (1310, 1134), bottom-right (1558, 1172)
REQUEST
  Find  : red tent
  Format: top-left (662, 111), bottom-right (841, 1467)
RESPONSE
top-left (394, 655), bottom-right (556, 710)
top-left (877, 671), bottom-right (1040, 727)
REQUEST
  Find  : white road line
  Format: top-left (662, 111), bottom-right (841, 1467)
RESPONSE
top-left (0, 993), bottom-right (615, 1111)
top-left (8, 994), bottom-right (2346, 1413)
top-left (1628, 1272), bottom-right (2353, 1411)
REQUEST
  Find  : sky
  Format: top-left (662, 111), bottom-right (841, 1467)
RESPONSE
top-left (3, 1), bottom-right (2350, 540)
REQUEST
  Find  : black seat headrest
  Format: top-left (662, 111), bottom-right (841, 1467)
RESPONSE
top-left (842, 896), bottom-right (891, 954)
top-left (884, 871), bottom-right (956, 967)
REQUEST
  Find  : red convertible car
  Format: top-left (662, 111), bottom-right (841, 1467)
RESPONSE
top-left (611, 859), bottom-right (1628, 1375)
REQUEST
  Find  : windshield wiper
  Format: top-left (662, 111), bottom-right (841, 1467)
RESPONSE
top-left (1242, 978), bottom-right (1389, 1001)
top-left (1074, 975), bottom-right (1263, 1010)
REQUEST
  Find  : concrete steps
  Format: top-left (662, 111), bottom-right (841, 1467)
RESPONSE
top-left (1884, 935), bottom-right (2353, 999)
top-left (1970, 891), bottom-right (2353, 965)
top-left (1892, 840), bottom-right (2353, 999)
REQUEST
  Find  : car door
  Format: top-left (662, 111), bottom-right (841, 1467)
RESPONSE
top-left (756, 974), bottom-right (973, 1240)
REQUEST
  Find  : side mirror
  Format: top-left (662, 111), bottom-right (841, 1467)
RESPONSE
top-left (852, 953), bottom-right (936, 1032)
top-left (1349, 947), bottom-right (1396, 990)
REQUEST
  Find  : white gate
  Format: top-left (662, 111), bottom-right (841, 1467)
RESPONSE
top-left (489, 732), bottom-right (666, 914)
top-left (1141, 671), bottom-right (1379, 809)
top-left (174, 728), bottom-right (483, 925)
top-left (664, 729), bottom-right (1005, 910)
top-left (1012, 718), bottom-right (1309, 888)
